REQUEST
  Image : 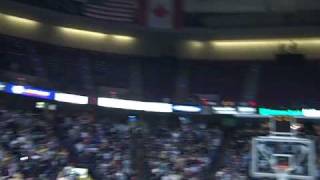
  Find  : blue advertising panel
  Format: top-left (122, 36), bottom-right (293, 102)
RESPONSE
top-left (5, 84), bottom-right (55, 100)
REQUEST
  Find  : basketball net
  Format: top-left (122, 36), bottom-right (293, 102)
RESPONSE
top-left (274, 165), bottom-right (291, 180)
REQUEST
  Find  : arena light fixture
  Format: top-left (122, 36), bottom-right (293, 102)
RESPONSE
top-left (54, 93), bottom-right (88, 104)
top-left (112, 35), bottom-right (134, 41)
top-left (212, 38), bottom-right (320, 47)
top-left (212, 40), bottom-right (281, 47)
top-left (59, 27), bottom-right (106, 38)
top-left (4, 15), bottom-right (39, 26)
top-left (188, 41), bottom-right (204, 48)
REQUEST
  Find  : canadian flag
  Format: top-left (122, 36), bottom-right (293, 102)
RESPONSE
top-left (146, 0), bottom-right (182, 29)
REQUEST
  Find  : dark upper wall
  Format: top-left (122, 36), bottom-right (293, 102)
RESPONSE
top-left (2, 34), bottom-right (320, 107)
top-left (184, 0), bottom-right (320, 28)
top-left (184, 0), bottom-right (320, 13)
top-left (2, 0), bottom-right (320, 60)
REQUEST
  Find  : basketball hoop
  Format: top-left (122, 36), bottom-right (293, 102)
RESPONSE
top-left (273, 165), bottom-right (292, 180)
top-left (276, 165), bottom-right (289, 171)
top-left (251, 136), bottom-right (316, 180)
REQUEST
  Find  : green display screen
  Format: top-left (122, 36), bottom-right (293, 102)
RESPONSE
top-left (259, 108), bottom-right (303, 116)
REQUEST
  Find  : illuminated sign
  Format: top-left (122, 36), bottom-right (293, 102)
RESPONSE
top-left (302, 109), bottom-right (320, 118)
top-left (35, 102), bottom-right (46, 109)
top-left (97, 98), bottom-right (172, 113)
top-left (258, 108), bottom-right (303, 116)
top-left (212, 106), bottom-right (257, 115)
top-left (0, 82), bottom-right (5, 91)
top-left (237, 106), bottom-right (257, 114)
top-left (6, 84), bottom-right (54, 99)
top-left (54, 93), bottom-right (88, 104)
top-left (11, 85), bottom-right (25, 94)
top-left (172, 105), bottom-right (202, 113)
top-left (141, 102), bottom-right (173, 113)
top-left (212, 106), bottom-right (237, 114)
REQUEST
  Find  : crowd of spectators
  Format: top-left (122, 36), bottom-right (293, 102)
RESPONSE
top-left (215, 128), bottom-right (267, 180)
top-left (0, 109), bottom-right (135, 179)
top-left (1, 106), bottom-right (320, 180)
top-left (57, 114), bottom-right (134, 180)
top-left (0, 109), bottom-right (67, 179)
top-left (146, 124), bottom-right (223, 180)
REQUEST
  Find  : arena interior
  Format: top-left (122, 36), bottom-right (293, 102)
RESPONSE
top-left (0, 0), bottom-right (320, 179)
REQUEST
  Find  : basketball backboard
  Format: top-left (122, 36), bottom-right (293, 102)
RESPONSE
top-left (251, 136), bottom-right (316, 180)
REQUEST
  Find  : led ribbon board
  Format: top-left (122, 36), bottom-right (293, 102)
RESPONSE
top-left (212, 106), bottom-right (237, 114)
top-left (5, 84), bottom-right (54, 100)
top-left (97, 97), bottom-right (172, 113)
top-left (259, 108), bottom-right (303, 116)
top-left (0, 82), bottom-right (5, 91)
top-left (172, 105), bottom-right (202, 112)
top-left (237, 106), bottom-right (257, 114)
top-left (302, 109), bottom-right (320, 118)
top-left (54, 93), bottom-right (88, 104)
top-left (212, 106), bottom-right (257, 115)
